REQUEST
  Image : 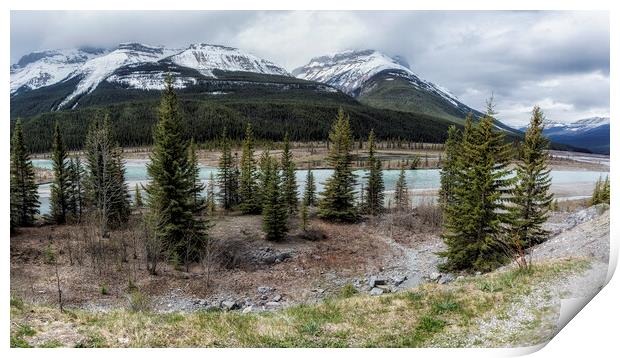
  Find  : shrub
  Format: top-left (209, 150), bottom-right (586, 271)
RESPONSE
top-left (128, 291), bottom-right (151, 312)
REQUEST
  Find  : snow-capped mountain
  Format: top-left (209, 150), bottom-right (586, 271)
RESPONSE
top-left (521, 117), bottom-right (610, 154)
top-left (291, 49), bottom-right (522, 133)
top-left (58, 43), bottom-right (179, 108)
top-left (11, 43), bottom-right (293, 110)
top-left (292, 50), bottom-right (460, 105)
top-left (10, 47), bottom-right (106, 94)
top-left (169, 43), bottom-right (289, 78)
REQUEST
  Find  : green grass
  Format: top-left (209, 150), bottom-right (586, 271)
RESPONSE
top-left (9, 258), bottom-right (590, 348)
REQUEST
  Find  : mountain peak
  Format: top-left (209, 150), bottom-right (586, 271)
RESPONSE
top-left (293, 49), bottom-right (415, 95)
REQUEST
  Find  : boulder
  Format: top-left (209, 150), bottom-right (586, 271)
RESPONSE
top-left (221, 300), bottom-right (239, 311)
top-left (265, 301), bottom-right (280, 308)
top-left (429, 272), bottom-right (441, 281)
top-left (438, 273), bottom-right (455, 284)
top-left (370, 287), bottom-right (384, 296)
top-left (392, 275), bottom-right (407, 286)
top-left (257, 286), bottom-right (274, 295)
top-left (368, 276), bottom-right (387, 288)
top-left (272, 294), bottom-right (282, 302)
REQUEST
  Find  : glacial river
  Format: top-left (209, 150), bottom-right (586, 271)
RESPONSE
top-left (32, 159), bottom-right (608, 215)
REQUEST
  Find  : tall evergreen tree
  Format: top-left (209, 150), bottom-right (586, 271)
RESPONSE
top-left (438, 125), bottom-right (462, 210)
top-left (10, 119), bottom-right (39, 229)
top-left (50, 121), bottom-right (70, 224)
top-left (510, 106), bottom-right (553, 248)
top-left (238, 123), bottom-right (261, 214)
top-left (440, 103), bottom-right (514, 272)
top-left (303, 168), bottom-right (317, 207)
top-left (217, 129), bottom-right (239, 211)
top-left (85, 115), bottom-right (130, 234)
top-left (394, 165), bottom-right (409, 212)
top-left (145, 75), bottom-right (209, 265)
top-left (318, 109), bottom-right (358, 222)
top-left (262, 154), bottom-right (288, 241)
top-left (67, 157), bottom-right (86, 221)
top-left (363, 130), bottom-right (384, 215)
top-left (206, 172), bottom-right (217, 215)
top-left (188, 138), bottom-right (206, 212)
top-left (134, 183), bottom-right (143, 208)
top-left (281, 133), bottom-right (298, 214)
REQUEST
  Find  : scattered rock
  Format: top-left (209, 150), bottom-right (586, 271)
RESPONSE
top-left (392, 275), bottom-right (407, 286)
top-left (429, 272), bottom-right (441, 281)
top-left (265, 301), bottom-right (280, 308)
top-left (257, 286), bottom-right (274, 295)
top-left (438, 273), bottom-right (455, 284)
top-left (376, 285), bottom-right (391, 293)
top-left (368, 276), bottom-right (387, 288)
top-left (242, 306), bottom-right (253, 314)
top-left (456, 275), bottom-right (465, 281)
top-left (272, 294), bottom-right (282, 302)
top-left (220, 300), bottom-right (239, 311)
top-left (370, 287), bottom-right (384, 296)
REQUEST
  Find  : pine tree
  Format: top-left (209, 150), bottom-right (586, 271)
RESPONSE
top-left (281, 133), bottom-right (298, 214)
top-left (510, 106), bottom-right (553, 248)
top-left (10, 119), bottom-right (39, 229)
top-left (85, 115), bottom-right (130, 234)
top-left (146, 75), bottom-right (209, 266)
top-left (394, 165), bottom-right (409, 211)
top-left (440, 103), bottom-right (515, 272)
top-left (67, 157), bottom-right (85, 222)
top-left (438, 125), bottom-right (462, 210)
top-left (134, 183), bottom-right (143, 208)
top-left (591, 176), bottom-right (602, 205)
top-left (601, 176), bottom-right (610, 203)
top-left (258, 148), bottom-right (273, 207)
top-left (318, 109), bottom-right (358, 222)
top-left (217, 129), bottom-right (236, 211)
top-left (206, 172), bottom-right (217, 215)
top-left (188, 138), bottom-right (206, 213)
top-left (300, 199), bottom-right (309, 231)
top-left (262, 154), bottom-right (288, 241)
top-left (303, 168), bottom-right (317, 207)
top-left (363, 129), bottom-right (384, 215)
top-left (50, 121), bottom-right (70, 224)
top-left (238, 123), bottom-right (261, 214)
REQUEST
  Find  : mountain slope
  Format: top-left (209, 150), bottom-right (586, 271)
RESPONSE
top-left (521, 117), bottom-right (610, 154)
top-left (293, 50), bottom-right (518, 134)
top-left (10, 47), bottom-right (106, 94)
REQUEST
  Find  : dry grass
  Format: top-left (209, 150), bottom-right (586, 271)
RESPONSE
top-left (11, 257), bottom-right (589, 348)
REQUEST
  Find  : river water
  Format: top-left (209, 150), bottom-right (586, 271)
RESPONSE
top-left (33, 159), bottom-right (608, 215)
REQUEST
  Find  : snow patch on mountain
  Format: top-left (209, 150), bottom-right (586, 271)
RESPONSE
top-left (10, 48), bottom-right (106, 94)
top-left (523, 117), bottom-right (610, 133)
top-left (292, 50), bottom-right (462, 109)
top-left (58, 43), bottom-right (178, 108)
top-left (169, 43), bottom-right (289, 78)
top-left (106, 70), bottom-right (197, 90)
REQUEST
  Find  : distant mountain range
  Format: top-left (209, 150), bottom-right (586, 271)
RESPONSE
top-left (10, 42), bottom-right (589, 153)
top-left (520, 117), bottom-right (610, 154)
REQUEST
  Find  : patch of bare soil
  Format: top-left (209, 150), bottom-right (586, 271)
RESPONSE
top-left (11, 210), bottom-right (434, 313)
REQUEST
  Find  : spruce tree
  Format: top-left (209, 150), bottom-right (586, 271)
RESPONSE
top-left (438, 125), bottom-right (462, 211)
top-left (394, 165), bottom-right (409, 212)
top-left (262, 154), bottom-right (288, 241)
top-left (363, 130), bottom-right (384, 215)
top-left (238, 123), bottom-right (261, 214)
top-left (84, 115), bottom-right (130, 234)
top-left (300, 199), bottom-right (309, 231)
top-left (188, 138), bottom-right (206, 213)
top-left (67, 157), bottom-right (85, 222)
top-left (440, 103), bottom-right (514, 272)
top-left (206, 172), bottom-right (217, 215)
top-left (318, 109), bottom-right (358, 222)
top-left (217, 129), bottom-right (236, 211)
top-left (510, 106), bottom-right (553, 248)
top-left (281, 133), bottom-right (298, 214)
top-left (10, 119), bottom-right (39, 229)
top-left (146, 75), bottom-right (208, 265)
top-left (134, 183), bottom-right (143, 208)
top-left (258, 148), bottom-right (273, 207)
top-left (303, 168), bottom-right (317, 207)
top-left (50, 121), bottom-right (70, 224)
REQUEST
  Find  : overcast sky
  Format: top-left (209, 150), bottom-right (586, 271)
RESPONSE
top-left (10, 10), bottom-right (609, 126)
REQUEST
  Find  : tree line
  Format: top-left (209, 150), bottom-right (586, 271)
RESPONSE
top-left (11, 77), bottom-right (558, 276)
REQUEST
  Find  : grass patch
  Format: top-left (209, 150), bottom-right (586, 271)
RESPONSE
top-left (9, 258), bottom-right (590, 347)
top-left (338, 284), bottom-right (358, 299)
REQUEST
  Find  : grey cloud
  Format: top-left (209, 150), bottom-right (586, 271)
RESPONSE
top-left (10, 10), bottom-right (609, 126)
